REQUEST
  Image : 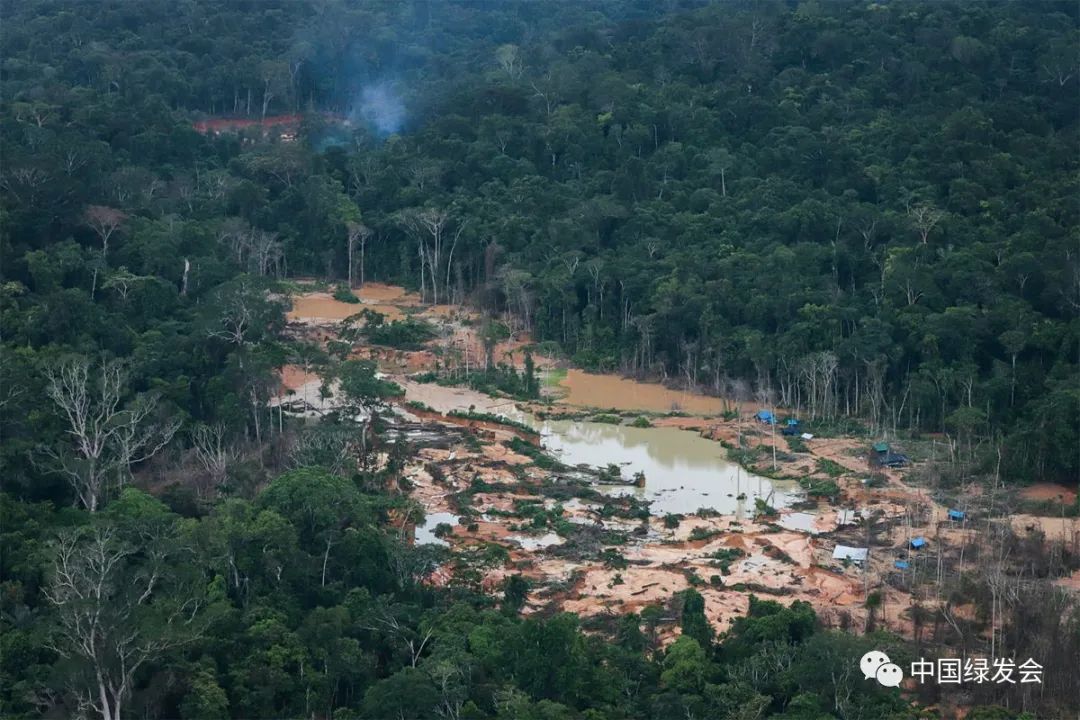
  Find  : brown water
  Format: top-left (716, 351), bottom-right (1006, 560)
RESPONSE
top-left (534, 419), bottom-right (802, 516)
top-left (396, 376), bottom-right (801, 518)
top-left (288, 291), bottom-right (405, 323)
top-left (557, 369), bottom-right (734, 415)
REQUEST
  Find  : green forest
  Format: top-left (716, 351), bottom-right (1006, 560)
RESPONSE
top-left (1, 1), bottom-right (1077, 719)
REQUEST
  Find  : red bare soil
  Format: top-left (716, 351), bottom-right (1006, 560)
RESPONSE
top-left (192, 112), bottom-right (348, 135)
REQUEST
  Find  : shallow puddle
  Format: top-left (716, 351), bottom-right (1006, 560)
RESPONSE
top-left (777, 512), bottom-right (819, 534)
top-left (415, 512), bottom-right (460, 546)
top-left (508, 532), bottom-right (565, 550)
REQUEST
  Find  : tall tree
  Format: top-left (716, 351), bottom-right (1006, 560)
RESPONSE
top-left (41, 358), bottom-right (179, 512)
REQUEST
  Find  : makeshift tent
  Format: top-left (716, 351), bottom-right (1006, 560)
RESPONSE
top-left (894, 560), bottom-right (910, 570)
top-left (832, 545), bottom-right (868, 564)
top-left (948, 509), bottom-right (966, 521)
top-left (872, 442), bottom-right (890, 454)
top-left (786, 418), bottom-right (800, 426)
top-left (882, 453), bottom-right (909, 468)
top-left (909, 537), bottom-right (927, 549)
top-left (756, 410), bottom-right (776, 424)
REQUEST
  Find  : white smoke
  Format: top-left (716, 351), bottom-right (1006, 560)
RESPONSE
top-left (350, 83), bottom-right (405, 136)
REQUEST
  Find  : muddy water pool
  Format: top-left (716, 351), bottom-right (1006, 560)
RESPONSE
top-left (532, 419), bottom-right (803, 516)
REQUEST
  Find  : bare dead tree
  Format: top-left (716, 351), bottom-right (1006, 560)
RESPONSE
top-left (429, 656), bottom-right (471, 720)
top-left (100, 267), bottom-right (152, 303)
top-left (445, 220), bottom-right (466, 305)
top-left (191, 424), bottom-right (239, 496)
top-left (346, 222), bottom-right (373, 288)
top-left (249, 229), bottom-right (283, 277)
top-left (495, 43), bottom-right (523, 80)
top-left (83, 205), bottom-right (127, 258)
top-left (45, 525), bottom-right (203, 720)
top-left (399, 208), bottom-right (452, 304)
top-left (287, 427), bottom-right (353, 476)
top-left (41, 358), bottom-right (178, 512)
top-left (83, 205), bottom-right (127, 298)
top-left (360, 604), bottom-right (435, 668)
top-left (217, 217), bottom-right (253, 268)
top-left (206, 284), bottom-right (272, 442)
top-left (908, 203), bottom-right (944, 245)
top-left (208, 281), bottom-right (259, 351)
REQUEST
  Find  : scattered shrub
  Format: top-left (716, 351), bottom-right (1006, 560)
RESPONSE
top-left (663, 513), bottom-right (683, 529)
top-left (332, 284), bottom-right (360, 303)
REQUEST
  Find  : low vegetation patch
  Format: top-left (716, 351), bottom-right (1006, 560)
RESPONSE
top-left (708, 547), bottom-right (746, 574)
top-left (799, 477), bottom-right (842, 501)
top-left (332, 284), bottom-right (360, 303)
top-left (363, 315), bottom-right (436, 350)
top-left (786, 435), bottom-right (809, 453)
top-left (448, 410), bottom-right (537, 435)
top-left (688, 526), bottom-right (723, 542)
top-left (815, 458), bottom-right (847, 478)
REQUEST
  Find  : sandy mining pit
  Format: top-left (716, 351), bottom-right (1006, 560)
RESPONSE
top-left (394, 418), bottom-right (884, 637)
top-left (286, 282), bottom-right (422, 325)
top-left (278, 285), bottom-right (893, 636)
top-left (279, 284), bottom-right (1079, 645)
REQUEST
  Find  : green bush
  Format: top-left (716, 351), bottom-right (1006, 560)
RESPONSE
top-left (815, 458), bottom-right (846, 477)
top-left (754, 498), bottom-right (778, 517)
top-left (363, 317), bottom-right (436, 350)
top-left (799, 477), bottom-right (842, 501)
top-left (688, 527), bottom-right (723, 542)
top-left (601, 548), bottom-right (628, 569)
top-left (597, 463), bottom-right (623, 483)
top-left (332, 284), bottom-right (360, 303)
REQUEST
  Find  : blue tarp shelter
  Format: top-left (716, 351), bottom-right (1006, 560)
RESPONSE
top-left (756, 410), bottom-right (776, 424)
top-left (909, 537), bottom-right (927, 549)
top-left (894, 560), bottom-right (910, 570)
top-left (786, 418), bottom-right (800, 426)
top-left (948, 509), bottom-right (966, 521)
top-left (872, 442), bottom-right (890, 454)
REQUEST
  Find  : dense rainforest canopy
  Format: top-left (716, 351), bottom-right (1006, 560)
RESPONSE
top-left (4, 0), bottom-right (1077, 484)
top-left (0, 1), bottom-right (1077, 719)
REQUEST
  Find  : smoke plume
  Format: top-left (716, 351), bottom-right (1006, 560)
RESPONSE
top-left (350, 83), bottom-right (405, 136)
